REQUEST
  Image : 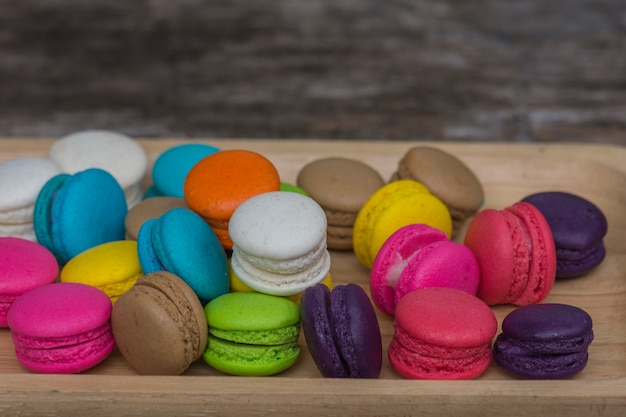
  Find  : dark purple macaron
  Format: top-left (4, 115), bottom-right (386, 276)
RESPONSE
top-left (493, 303), bottom-right (594, 379)
top-left (300, 283), bottom-right (382, 378)
top-left (521, 191), bottom-right (608, 278)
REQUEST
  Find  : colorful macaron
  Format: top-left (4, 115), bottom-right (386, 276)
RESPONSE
top-left (124, 196), bottom-right (188, 240)
top-left (203, 291), bottom-right (301, 376)
top-left (388, 287), bottom-right (497, 380)
top-left (7, 282), bottom-right (115, 374)
top-left (493, 303), bottom-right (594, 379)
top-left (49, 130), bottom-right (148, 207)
top-left (136, 207), bottom-right (229, 304)
top-left (464, 201), bottom-right (557, 306)
top-left (370, 224), bottom-right (479, 316)
top-left (184, 149), bottom-right (281, 249)
top-left (33, 168), bottom-right (128, 265)
top-left (390, 146), bottom-right (484, 234)
top-left (297, 157), bottom-right (385, 250)
top-left (300, 283), bottom-right (382, 378)
top-left (148, 142), bottom-right (220, 198)
top-left (112, 271), bottom-right (208, 375)
top-left (0, 237), bottom-right (59, 327)
top-left (0, 157), bottom-right (61, 241)
top-left (229, 191), bottom-right (331, 297)
top-left (521, 191), bottom-right (608, 278)
top-left (353, 179), bottom-right (452, 269)
top-left (59, 240), bottom-right (143, 303)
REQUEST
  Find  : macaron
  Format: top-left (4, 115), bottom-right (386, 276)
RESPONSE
top-left (124, 196), bottom-right (188, 240)
top-left (49, 130), bottom-right (148, 207)
top-left (7, 282), bottom-right (115, 374)
top-left (0, 237), bottom-right (59, 327)
top-left (464, 201), bottom-right (557, 306)
top-left (33, 168), bottom-right (128, 265)
top-left (111, 271), bottom-right (208, 375)
top-left (150, 143), bottom-right (220, 198)
top-left (280, 182), bottom-right (309, 196)
top-left (0, 157), bottom-right (61, 241)
top-left (521, 191), bottom-right (608, 278)
top-left (388, 287), bottom-right (497, 380)
top-left (370, 224), bottom-right (479, 316)
top-left (60, 240), bottom-right (143, 303)
top-left (136, 207), bottom-right (229, 304)
top-left (229, 191), bottom-right (331, 297)
top-left (352, 179), bottom-right (452, 269)
top-left (297, 157), bottom-right (385, 250)
top-left (184, 149), bottom-right (281, 249)
top-left (493, 303), bottom-right (594, 379)
top-left (203, 291), bottom-right (301, 376)
top-left (390, 146), bottom-right (484, 234)
top-left (300, 283), bottom-right (382, 378)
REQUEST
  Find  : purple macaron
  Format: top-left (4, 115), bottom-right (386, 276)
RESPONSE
top-left (521, 191), bottom-right (607, 278)
top-left (300, 283), bottom-right (382, 378)
top-left (493, 303), bottom-right (594, 379)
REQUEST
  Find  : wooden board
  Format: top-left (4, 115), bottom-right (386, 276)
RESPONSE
top-left (0, 138), bottom-right (625, 416)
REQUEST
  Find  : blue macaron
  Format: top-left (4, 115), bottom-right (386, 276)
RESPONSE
top-left (137, 207), bottom-right (229, 304)
top-left (34, 168), bottom-right (128, 264)
top-left (151, 143), bottom-right (220, 198)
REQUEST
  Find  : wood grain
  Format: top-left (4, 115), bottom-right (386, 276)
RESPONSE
top-left (0, 1), bottom-right (625, 144)
top-left (0, 139), bottom-right (625, 416)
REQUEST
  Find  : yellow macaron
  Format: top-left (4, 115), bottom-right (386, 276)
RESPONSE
top-left (352, 179), bottom-right (452, 269)
top-left (60, 240), bottom-right (143, 303)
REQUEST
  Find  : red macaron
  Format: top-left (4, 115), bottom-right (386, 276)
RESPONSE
top-left (464, 201), bottom-right (557, 306)
top-left (388, 287), bottom-right (497, 380)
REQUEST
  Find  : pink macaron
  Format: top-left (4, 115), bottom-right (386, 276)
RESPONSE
top-left (370, 224), bottom-right (479, 316)
top-left (7, 282), bottom-right (115, 373)
top-left (464, 201), bottom-right (557, 306)
top-left (0, 237), bottom-right (59, 327)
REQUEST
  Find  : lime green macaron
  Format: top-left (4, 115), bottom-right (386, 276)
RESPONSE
top-left (203, 292), bottom-right (301, 376)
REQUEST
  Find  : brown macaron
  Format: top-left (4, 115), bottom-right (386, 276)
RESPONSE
top-left (124, 196), bottom-right (188, 240)
top-left (391, 146), bottom-right (484, 233)
top-left (111, 271), bottom-right (208, 375)
top-left (297, 157), bottom-right (385, 250)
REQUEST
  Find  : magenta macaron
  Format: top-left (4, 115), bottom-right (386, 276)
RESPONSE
top-left (370, 224), bottom-right (479, 316)
top-left (7, 282), bottom-right (115, 374)
top-left (0, 237), bottom-right (59, 327)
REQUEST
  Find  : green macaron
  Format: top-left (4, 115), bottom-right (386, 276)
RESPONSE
top-left (203, 292), bottom-right (301, 376)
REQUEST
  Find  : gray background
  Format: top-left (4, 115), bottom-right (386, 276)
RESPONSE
top-left (1, 0), bottom-right (624, 144)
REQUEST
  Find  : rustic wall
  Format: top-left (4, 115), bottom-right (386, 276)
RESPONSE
top-left (0, 0), bottom-right (624, 143)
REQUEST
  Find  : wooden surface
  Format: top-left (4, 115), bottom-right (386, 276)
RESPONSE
top-left (0, 1), bottom-right (625, 144)
top-left (0, 138), bottom-right (625, 416)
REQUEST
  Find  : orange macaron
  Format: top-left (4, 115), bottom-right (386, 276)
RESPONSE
top-left (183, 149), bottom-right (281, 249)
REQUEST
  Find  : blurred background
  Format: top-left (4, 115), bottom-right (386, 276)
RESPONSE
top-left (0, 0), bottom-right (624, 144)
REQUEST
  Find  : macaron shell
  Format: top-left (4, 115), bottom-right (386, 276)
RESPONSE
top-left (151, 208), bottom-right (229, 303)
top-left (33, 173), bottom-right (71, 263)
top-left (370, 224), bottom-right (449, 316)
top-left (7, 282), bottom-right (114, 374)
top-left (394, 240), bottom-right (479, 303)
top-left (151, 143), bottom-right (220, 198)
top-left (183, 149), bottom-right (281, 249)
top-left (50, 169), bottom-right (128, 263)
top-left (389, 287), bottom-right (497, 380)
top-left (136, 219), bottom-right (165, 273)
top-left (60, 240), bottom-right (143, 303)
top-left (112, 271), bottom-right (208, 375)
top-left (0, 157), bottom-right (61, 214)
top-left (124, 196), bottom-right (188, 240)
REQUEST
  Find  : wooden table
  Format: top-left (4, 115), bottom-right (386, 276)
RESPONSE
top-left (0, 138), bottom-right (625, 416)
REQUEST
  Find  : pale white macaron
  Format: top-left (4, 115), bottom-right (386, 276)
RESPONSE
top-left (0, 157), bottom-right (61, 240)
top-left (49, 130), bottom-right (148, 207)
top-left (229, 191), bottom-right (331, 296)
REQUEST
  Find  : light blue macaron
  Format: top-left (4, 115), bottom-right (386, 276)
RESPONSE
top-left (136, 208), bottom-right (229, 304)
top-left (151, 143), bottom-right (220, 198)
top-left (33, 168), bottom-right (128, 264)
